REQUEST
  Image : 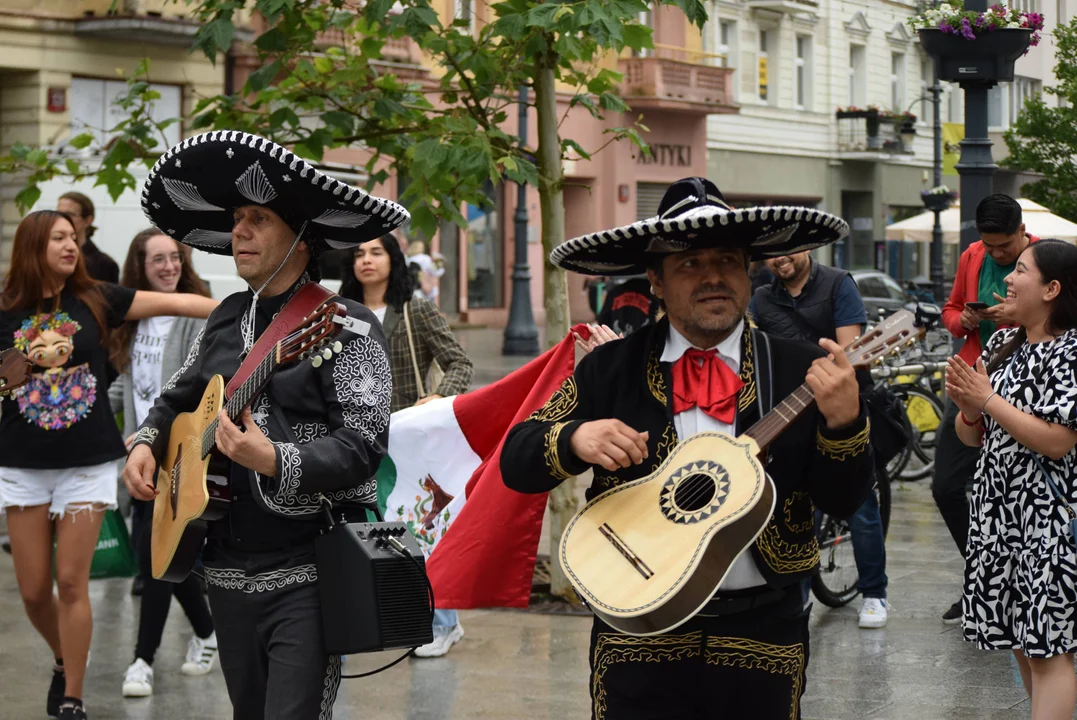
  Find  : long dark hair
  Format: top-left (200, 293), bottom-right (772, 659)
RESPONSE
top-left (109, 228), bottom-right (211, 372)
top-left (0, 210), bottom-right (108, 339)
top-left (986, 239), bottom-right (1077, 374)
top-left (338, 234), bottom-right (415, 312)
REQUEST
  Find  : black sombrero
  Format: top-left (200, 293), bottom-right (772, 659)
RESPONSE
top-left (141, 131), bottom-right (410, 255)
top-left (550, 177), bottom-right (849, 276)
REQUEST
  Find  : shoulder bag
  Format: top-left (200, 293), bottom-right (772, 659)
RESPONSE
top-left (403, 301), bottom-right (444, 399)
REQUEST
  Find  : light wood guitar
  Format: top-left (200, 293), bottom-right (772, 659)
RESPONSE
top-left (559, 310), bottom-right (922, 635)
top-left (151, 293), bottom-right (354, 581)
top-left (0, 348), bottom-right (32, 398)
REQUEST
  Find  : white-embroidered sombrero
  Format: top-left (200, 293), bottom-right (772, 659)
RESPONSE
top-left (141, 131), bottom-right (410, 255)
top-left (550, 177), bottom-right (849, 276)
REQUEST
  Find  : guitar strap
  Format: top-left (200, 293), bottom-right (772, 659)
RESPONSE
top-left (752, 328), bottom-right (776, 415)
top-left (225, 283), bottom-right (336, 399)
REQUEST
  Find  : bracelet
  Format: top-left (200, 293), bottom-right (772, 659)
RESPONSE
top-left (959, 411), bottom-right (982, 426)
top-left (981, 391), bottom-right (998, 416)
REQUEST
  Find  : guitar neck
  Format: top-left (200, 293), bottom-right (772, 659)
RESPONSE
top-left (199, 346), bottom-right (281, 459)
top-left (741, 382), bottom-right (816, 452)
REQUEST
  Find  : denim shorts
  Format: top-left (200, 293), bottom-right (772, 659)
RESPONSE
top-left (0, 461), bottom-right (119, 518)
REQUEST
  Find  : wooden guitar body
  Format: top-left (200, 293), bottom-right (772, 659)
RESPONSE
top-left (151, 375), bottom-right (232, 581)
top-left (560, 432), bottom-right (775, 636)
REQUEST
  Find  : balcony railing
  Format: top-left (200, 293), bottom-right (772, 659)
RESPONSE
top-left (315, 29), bottom-right (418, 65)
top-left (620, 57), bottom-right (736, 110)
top-left (836, 110), bottom-right (914, 155)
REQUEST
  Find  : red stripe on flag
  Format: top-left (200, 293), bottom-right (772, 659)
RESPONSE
top-left (425, 324), bottom-right (588, 609)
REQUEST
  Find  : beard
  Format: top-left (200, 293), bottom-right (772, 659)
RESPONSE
top-left (680, 295), bottom-right (749, 346)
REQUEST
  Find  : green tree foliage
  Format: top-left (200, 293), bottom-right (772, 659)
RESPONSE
top-left (1004, 18), bottom-right (1077, 221)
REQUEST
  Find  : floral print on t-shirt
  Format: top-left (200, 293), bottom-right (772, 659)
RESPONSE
top-left (12, 311), bottom-right (97, 430)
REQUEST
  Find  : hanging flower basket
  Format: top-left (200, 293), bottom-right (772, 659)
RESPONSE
top-left (911, 2), bottom-right (1042, 84)
top-left (919, 28), bottom-right (1034, 83)
top-left (921, 186), bottom-right (958, 212)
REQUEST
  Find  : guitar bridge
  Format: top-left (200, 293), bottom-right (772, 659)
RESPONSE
top-left (598, 523), bottom-right (654, 580)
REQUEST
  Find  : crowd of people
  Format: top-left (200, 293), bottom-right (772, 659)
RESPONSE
top-left (0, 141), bottom-right (1074, 720)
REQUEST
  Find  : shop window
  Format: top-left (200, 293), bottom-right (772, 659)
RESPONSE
top-left (466, 181), bottom-right (503, 309)
top-left (70, 77), bottom-right (181, 151)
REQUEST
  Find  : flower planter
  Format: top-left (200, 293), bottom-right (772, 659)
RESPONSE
top-left (921, 191), bottom-right (957, 212)
top-left (918, 28), bottom-right (1033, 84)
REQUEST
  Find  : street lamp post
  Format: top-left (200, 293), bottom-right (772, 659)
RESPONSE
top-left (955, 0), bottom-right (996, 253)
top-left (502, 84), bottom-right (540, 356)
top-left (929, 68), bottom-right (945, 296)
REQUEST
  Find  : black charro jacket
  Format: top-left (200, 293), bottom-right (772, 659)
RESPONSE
top-left (501, 317), bottom-right (875, 588)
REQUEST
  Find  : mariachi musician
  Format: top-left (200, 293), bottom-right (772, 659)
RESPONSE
top-left (122, 132), bottom-right (405, 720)
top-left (501, 177), bottom-right (876, 720)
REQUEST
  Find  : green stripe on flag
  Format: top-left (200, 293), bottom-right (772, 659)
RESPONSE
top-left (375, 455), bottom-right (396, 519)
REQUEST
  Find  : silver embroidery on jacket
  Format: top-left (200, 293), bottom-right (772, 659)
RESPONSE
top-left (131, 427), bottom-right (159, 448)
top-left (203, 564), bottom-right (317, 593)
top-left (161, 325), bottom-right (205, 393)
top-left (332, 335), bottom-right (391, 444)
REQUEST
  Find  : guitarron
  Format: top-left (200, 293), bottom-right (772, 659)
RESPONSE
top-left (559, 310), bottom-right (922, 635)
top-left (151, 298), bottom-right (351, 581)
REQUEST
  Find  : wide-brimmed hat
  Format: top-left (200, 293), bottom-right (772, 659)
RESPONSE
top-left (141, 131), bottom-right (410, 255)
top-left (550, 177), bottom-right (848, 276)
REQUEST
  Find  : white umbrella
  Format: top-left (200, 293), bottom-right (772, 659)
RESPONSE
top-left (885, 198), bottom-right (1077, 244)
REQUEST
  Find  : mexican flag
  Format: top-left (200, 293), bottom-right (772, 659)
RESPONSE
top-left (377, 325), bottom-right (584, 608)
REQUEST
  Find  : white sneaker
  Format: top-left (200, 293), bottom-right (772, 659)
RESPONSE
top-left (413, 624), bottom-right (465, 658)
top-left (122, 658), bottom-right (154, 697)
top-left (181, 632), bottom-right (218, 676)
top-left (858, 597), bottom-right (888, 628)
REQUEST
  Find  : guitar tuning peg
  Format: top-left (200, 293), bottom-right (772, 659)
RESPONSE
top-left (322, 348), bottom-right (333, 360)
top-left (332, 341), bottom-right (343, 353)
top-left (311, 355), bottom-right (323, 368)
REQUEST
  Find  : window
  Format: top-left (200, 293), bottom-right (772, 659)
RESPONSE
top-left (1012, 0), bottom-right (1037, 11)
top-left (849, 45), bottom-right (867, 107)
top-left (989, 77), bottom-right (1042, 129)
top-left (70, 77), bottom-right (181, 151)
top-left (454, 0), bottom-right (476, 32)
top-left (795, 35), bottom-right (812, 110)
top-left (891, 52), bottom-right (906, 111)
top-left (758, 30), bottom-right (770, 103)
top-left (715, 20), bottom-right (735, 68)
top-left (466, 181), bottom-right (503, 309)
top-left (634, 4), bottom-right (653, 58)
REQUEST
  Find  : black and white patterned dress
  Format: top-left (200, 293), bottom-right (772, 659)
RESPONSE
top-left (963, 327), bottom-right (1077, 658)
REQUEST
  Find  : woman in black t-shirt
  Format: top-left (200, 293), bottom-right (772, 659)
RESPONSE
top-left (0, 210), bottom-right (217, 720)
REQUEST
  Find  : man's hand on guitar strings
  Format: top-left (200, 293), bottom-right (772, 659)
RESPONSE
top-left (123, 444), bottom-right (159, 501)
top-left (216, 408), bottom-right (278, 477)
top-left (569, 419), bottom-right (649, 472)
top-left (806, 338), bottom-right (861, 430)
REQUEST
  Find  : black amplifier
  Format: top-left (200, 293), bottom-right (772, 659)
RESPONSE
top-left (315, 521), bottom-right (434, 655)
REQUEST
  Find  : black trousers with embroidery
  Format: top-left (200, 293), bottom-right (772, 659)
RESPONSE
top-left (207, 579), bottom-right (340, 720)
top-left (589, 588), bottom-right (810, 720)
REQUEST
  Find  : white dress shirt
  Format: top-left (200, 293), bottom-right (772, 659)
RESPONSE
top-left (660, 320), bottom-right (768, 591)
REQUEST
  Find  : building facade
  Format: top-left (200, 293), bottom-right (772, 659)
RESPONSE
top-left (700, 0), bottom-right (1073, 283)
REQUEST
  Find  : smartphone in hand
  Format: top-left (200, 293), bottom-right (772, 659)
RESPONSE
top-left (964, 302), bottom-right (989, 311)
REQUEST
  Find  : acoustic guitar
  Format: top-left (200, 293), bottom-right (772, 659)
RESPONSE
top-left (0, 348), bottom-right (32, 398)
top-left (559, 310), bottom-right (922, 636)
top-left (151, 296), bottom-right (351, 581)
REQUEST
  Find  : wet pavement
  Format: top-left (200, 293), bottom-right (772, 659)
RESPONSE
top-left (0, 478), bottom-right (1041, 719)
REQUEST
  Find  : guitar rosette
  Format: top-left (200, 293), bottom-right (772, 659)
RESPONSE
top-left (659, 461), bottom-right (732, 525)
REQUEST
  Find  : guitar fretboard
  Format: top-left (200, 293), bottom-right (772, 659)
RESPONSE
top-left (742, 382), bottom-right (816, 450)
top-left (199, 345), bottom-right (281, 459)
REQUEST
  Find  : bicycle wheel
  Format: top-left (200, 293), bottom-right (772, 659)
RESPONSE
top-left (811, 469), bottom-right (890, 608)
top-left (896, 385), bottom-right (944, 481)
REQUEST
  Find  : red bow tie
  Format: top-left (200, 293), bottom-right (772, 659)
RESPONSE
top-left (671, 348), bottom-right (744, 424)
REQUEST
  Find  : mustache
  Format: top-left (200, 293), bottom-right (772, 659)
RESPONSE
top-left (692, 284), bottom-right (734, 299)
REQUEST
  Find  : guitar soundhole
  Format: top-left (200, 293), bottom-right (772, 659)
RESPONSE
top-left (659, 461), bottom-right (731, 525)
top-left (674, 474), bottom-right (715, 511)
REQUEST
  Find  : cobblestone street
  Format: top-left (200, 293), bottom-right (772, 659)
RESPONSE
top-left (0, 479), bottom-right (1040, 719)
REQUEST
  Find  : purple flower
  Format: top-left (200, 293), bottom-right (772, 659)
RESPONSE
top-left (940, 20), bottom-right (955, 34)
top-left (960, 17), bottom-right (976, 40)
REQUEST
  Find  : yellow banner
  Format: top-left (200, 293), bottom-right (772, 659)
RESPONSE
top-left (942, 123), bottom-right (964, 176)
